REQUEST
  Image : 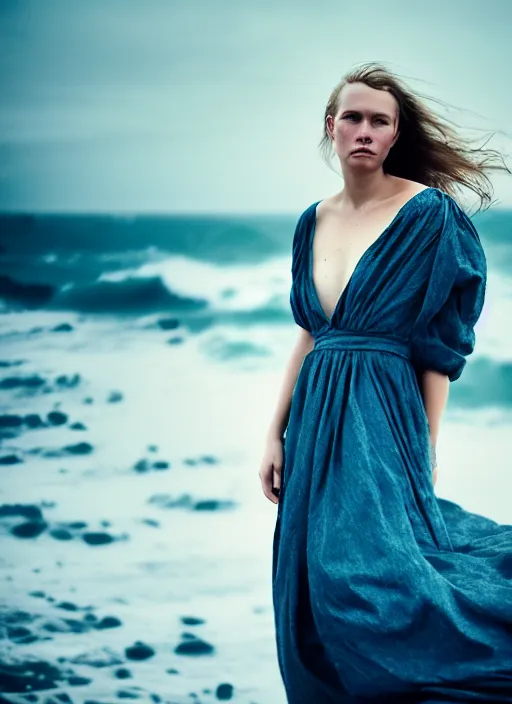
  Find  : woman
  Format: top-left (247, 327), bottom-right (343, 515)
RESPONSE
top-left (261, 63), bottom-right (512, 703)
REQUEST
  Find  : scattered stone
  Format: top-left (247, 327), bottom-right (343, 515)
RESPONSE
top-left (56, 602), bottom-right (78, 612)
top-left (11, 521), bottom-right (47, 539)
top-left (107, 391), bottom-right (123, 403)
top-left (0, 454), bottom-right (23, 465)
top-left (124, 642), bottom-right (155, 661)
top-left (25, 414), bottom-right (45, 428)
top-left (133, 459), bottom-right (150, 474)
top-left (133, 458), bottom-right (170, 473)
top-left (141, 519), bottom-right (160, 528)
top-left (49, 528), bottom-right (73, 541)
top-left (114, 667), bottom-right (132, 679)
top-left (180, 616), bottom-right (205, 626)
top-left (147, 493), bottom-right (235, 512)
top-left (0, 375), bottom-right (46, 391)
top-left (117, 690), bottom-right (141, 700)
top-left (69, 422), bottom-right (86, 431)
top-left (0, 504), bottom-right (43, 521)
top-left (183, 455), bottom-right (219, 467)
top-left (52, 323), bottom-right (74, 333)
top-left (0, 657), bottom-right (64, 692)
top-left (55, 374), bottom-right (80, 389)
top-left (94, 616), bottom-right (122, 630)
top-left (82, 532), bottom-right (115, 546)
top-left (23, 413), bottom-right (44, 430)
top-left (47, 411), bottom-right (68, 426)
top-left (193, 500), bottom-right (235, 512)
top-left (0, 414), bottom-right (24, 428)
top-left (216, 683), bottom-right (234, 700)
top-left (157, 317), bottom-right (180, 330)
top-left (62, 442), bottom-right (93, 456)
top-left (174, 636), bottom-right (215, 656)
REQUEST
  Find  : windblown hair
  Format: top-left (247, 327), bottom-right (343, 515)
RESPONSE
top-left (319, 62), bottom-right (511, 212)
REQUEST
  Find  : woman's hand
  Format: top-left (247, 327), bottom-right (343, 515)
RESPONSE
top-left (259, 436), bottom-right (284, 504)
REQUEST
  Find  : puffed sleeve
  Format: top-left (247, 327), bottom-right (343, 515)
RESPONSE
top-left (410, 194), bottom-right (487, 382)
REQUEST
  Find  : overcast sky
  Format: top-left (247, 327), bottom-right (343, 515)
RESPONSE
top-left (1, 0), bottom-right (511, 213)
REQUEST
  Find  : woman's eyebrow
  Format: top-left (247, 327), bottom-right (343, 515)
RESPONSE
top-left (342, 109), bottom-right (392, 119)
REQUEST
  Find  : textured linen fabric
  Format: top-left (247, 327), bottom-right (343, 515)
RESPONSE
top-left (272, 187), bottom-right (512, 703)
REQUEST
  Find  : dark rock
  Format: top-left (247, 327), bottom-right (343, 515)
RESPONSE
top-left (0, 454), bottom-right (23, 465)
top-left (25, 414), bottom-right (45, 428)
top-left (216, 683), bottom-right (234, 700)
top-left (180, 616), bottom-right (205, 626)
top-left (133, 459), bottom-right (150, 473)
top-left (174, 636), bottom-right (215, 656)
top-left (7, 626), bottom-right (39, 645)
top-left (56, 602), bottom-right (78, 611)
top-left (117, 690), bottom-right (141, 700)
top-left (0, 375), bottom-right (46, 390)
top-left (94, 616), bottom-right (122, 630)
top-left (62, 442), bottom-right (93, 455)
top-left (193, 500), bottom-right (236, 512)
top-left (124, 642), bottom-right (155, 661)
top-left (157, 317), bottom-right (180, 330)
top-left (114, 667), bottom-right (132, 679)
top-left (0, 658), bottom-right (63, 692)
top-left (152, 461), bottom-right (169, 470)
top-left (82, 532), bottom-right (115, 546)
top-left (141, 519), bottom-right (160, 528)
top-left (11, 521), bottom-right (47, 539)
top-left (107, 391), bottom-right (123, 403)
top-left (0, 414), bottom-right (24, 428)
top-left (0, 504), bottom-right (43, 521)
top-left (49, 529), bottom-right (73, 541)
top-left (54, 694), bottom-right (73, 703)
top-left (69, 422), bottom-right (86, 431)
top-left (54, 375), bottom-right (80, 389)
top-left (47, 412), bottom-right (68, 426)
top-left (52, 324), bottom-right (73, 333)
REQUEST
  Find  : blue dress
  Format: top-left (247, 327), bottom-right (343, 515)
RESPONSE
top-left (272, 187), bottom-right (512, 703)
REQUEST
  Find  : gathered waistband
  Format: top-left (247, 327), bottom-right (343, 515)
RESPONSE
top-left (313, 330), bottom-right (412, 361)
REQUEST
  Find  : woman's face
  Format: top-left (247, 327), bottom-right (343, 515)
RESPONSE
top-left (327, 82), bottom-right (400, 170)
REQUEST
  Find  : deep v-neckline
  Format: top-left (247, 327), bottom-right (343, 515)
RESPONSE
top-left (308, 187), bottom-right (433, 326)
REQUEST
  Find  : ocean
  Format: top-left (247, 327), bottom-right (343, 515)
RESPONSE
top-left (1, 206), bottom-right (511, 703)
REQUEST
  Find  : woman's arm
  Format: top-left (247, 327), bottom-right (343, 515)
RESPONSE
top-left (420, 369), bottom-right (450, 485)
top-left (260, 326), bottom-right (315, 503)
top-left (266, 326), bottom-right (315, 442)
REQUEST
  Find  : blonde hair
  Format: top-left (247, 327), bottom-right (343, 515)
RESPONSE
top-left (319, 62), bottom-right (511, 212)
